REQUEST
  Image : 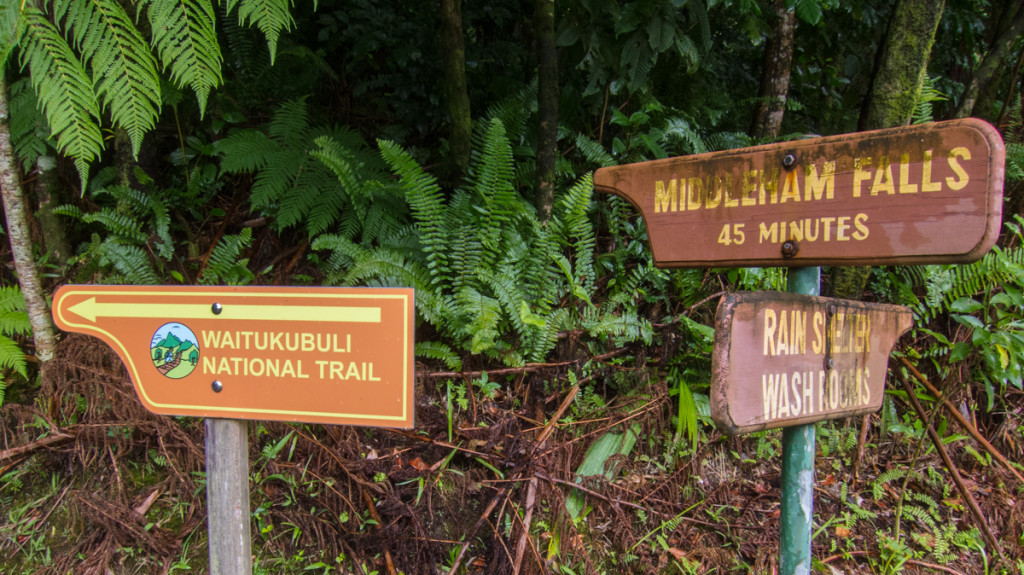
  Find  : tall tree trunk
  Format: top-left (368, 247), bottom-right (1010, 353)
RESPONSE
top-left (535, 0), bottom-right (558, 222)
top-left (440, 0), bottom-right (471, 174)
top-left (0, 75), bottom-right (57, 392)
top-left (750, 0), bottom-right (796, 140)
top-left (956, 0), bottom-right (1024, 119)
top-left (836, 0), bottom-right (945, 300)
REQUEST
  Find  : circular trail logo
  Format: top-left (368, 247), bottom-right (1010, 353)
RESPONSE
top-left (151, 323), bottom-right (200, 379)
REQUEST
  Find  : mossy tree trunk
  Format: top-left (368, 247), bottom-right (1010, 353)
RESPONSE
top-left (834, 0), bottom-right (945, 300)
top-left (750, 0), bottom-right (796, 141)
top-left (0, 75), bottom-right (57, 392)
top-left (535, 0), bottom-right (558, 222)
top-left (441, 0), bottom-right (472, 174)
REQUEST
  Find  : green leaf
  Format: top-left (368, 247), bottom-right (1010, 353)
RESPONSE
top-left (793, 0), bottom-right (823, 25)
top-left (949, 342), bottom-right (972, 362)
top-left (949, 297), bottom-right (983, 314)
top-left (647, 15), bottom-right (674, 52)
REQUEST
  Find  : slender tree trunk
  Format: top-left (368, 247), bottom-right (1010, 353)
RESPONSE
top-left (750, 0), bottom-right (796, 140)
top-left (0, 75), bottom-right (57, 391)
top-left (34, 153), bottom-right (71, 266)
top-left (834, 0), bottom-right (945, 301)
top-left (535, 0), bottom-right (558, 222)
top-left (440, 0), bottom-right (471, 174)
top-left (956, 0), bottom-right (1024, 118)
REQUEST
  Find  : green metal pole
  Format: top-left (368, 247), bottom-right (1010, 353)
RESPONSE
top-left (779, 266), bottom-right (819, 575)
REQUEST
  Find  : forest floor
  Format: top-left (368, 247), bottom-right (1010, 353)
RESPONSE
top-left (1, 328), bottom-right (1023, 574)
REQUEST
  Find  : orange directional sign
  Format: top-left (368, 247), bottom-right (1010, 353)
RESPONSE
top-left (53, 285), bottom-right (415, 427)
top-left (594, 119), bottom-right (1004, 268)
top-left (711, 292), bottom-right (913, 435)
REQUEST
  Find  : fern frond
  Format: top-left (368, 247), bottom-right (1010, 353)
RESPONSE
top-left (469, 118), bottom-right (519, 272)
top-left (199, 228), bottom-right (254, 285)
top-left (378, 138), bottom-right (449, 284)
top-left (230, 0), bottom-right (295, 64)
top-left (415, 341), bottom-right (462, 371)
top-left (19, 7), bottom-right (102, 187)
top-left (0, 336), bottom-right (27, 379)
top-left (268, 97), bottom-right (310, 145)
top-left (54, 0), bottom-right (161, 157)
top-left (551, 174), bottom-right (597, 288)
top-left (216, 129), bottom-right (279, 173)
top-left (142, 0), bottom-right (222, 116)
top-left (0, 287), bottom-right (30, 338)
top-left (8, 78), bottom-right (48, 166)
top-left (573, 134), bottom-right (616, 168)
top-left (96, 238), bottom-right (160, 284)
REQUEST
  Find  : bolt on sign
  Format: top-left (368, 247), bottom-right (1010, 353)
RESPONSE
top-left (593, 119), bottom-right (1004, 268)
top-left (710, 291), bottom-right (912, 435)
top-left (53, 285), bottom-right (415, 428)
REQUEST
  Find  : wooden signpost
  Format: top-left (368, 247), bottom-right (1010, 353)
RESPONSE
top-left (594, 118), bottom-right (1005, 575)
top-left (594, 119), bottom-right (1004, 268)
top-left (52, 285), bottom-right (415, 427)
top-left (53, 284), bottom-right (415, 574)
top-left (711, 292), bottom-right (913, 435)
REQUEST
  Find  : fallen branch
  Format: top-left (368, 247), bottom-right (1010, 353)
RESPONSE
top-left (900, 356), bottom-right (1024, 484)
top-left (0, 427), bottom-right (77, 464)
top-left (899, 372), bottom-right (1004, 561)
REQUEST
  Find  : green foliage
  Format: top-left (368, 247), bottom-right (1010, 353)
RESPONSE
top-left (18, 6), bottom-right (102, 187)
top-left (198, 229), bottom-right (255, 285)
top-left (312, 117), bottom-right (661, 366)
top-left (52, 0), bottom-right (162, 157)
top-left (217, 98), bottom-right (385, 235)
top-left (884, 217), bottom-right (1024, 410)
top-left (0, 286), bottom-right (30, 407)
top-left (8, 0), bottom-right (299, 187)
top-left (54, 177), bottom-right (173, 284)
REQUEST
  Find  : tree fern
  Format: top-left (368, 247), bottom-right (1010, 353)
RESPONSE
top-left (53, 0), bottom-right (161, 157)
top-left (19, 6), bottom-right (102, 187)
top-left (142, 0), bottom-right (222, 116)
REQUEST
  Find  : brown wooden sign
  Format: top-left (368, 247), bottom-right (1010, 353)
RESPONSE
top-left (594, 119), bottom-right (1004, 268)
top-left (711, 291), bottom-right (913, 435)
top-left (53, 285), bottom-right (415, 427)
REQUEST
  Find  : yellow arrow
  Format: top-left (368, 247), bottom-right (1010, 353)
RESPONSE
top-left (67, 297), bottom-right (381, 324)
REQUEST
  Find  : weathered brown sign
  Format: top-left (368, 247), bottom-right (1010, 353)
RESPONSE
top-left (711, 291), bottom-right (913, 435)
top-left (594, 119), bottom-right (1004, 268)
top-left (53, 285), bottom-right (415, 427)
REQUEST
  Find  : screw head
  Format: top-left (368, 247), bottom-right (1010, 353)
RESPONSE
top-left (781, 241), bottom-right (799, 258)
top-left (782, 153), bottom-right (797, 169)
top-left (211, 302), bottom-right (223, 315)
top-left (212, 380), bottom-right (223, 393)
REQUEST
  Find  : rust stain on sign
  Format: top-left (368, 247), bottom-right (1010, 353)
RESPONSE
top-left (53, 285), bottom-right (415, 428)
top-left (594, 119), bottom-right (1004, 268)
top-left (711, 291), bottom-right (912, 435)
